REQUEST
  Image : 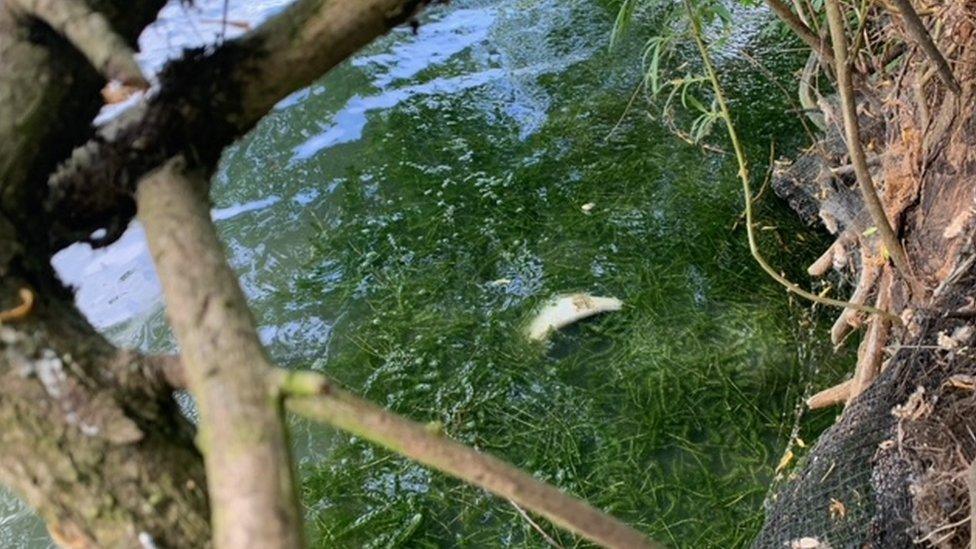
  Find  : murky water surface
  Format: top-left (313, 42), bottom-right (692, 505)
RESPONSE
top-left (3, 0), bottom-right (853, 546)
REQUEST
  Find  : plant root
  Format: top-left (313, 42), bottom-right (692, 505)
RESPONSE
top-left (808, 379), bottom-right (852, 409)
top-left (848, 269), bottom-right (894, 403)
top-left (808, 232), bottom-right (854, 277)
top-left (830, 249), bottom-right (882, 345)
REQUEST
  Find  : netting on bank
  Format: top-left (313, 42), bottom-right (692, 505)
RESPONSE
top-left (757, 268), bottom-right (976, 548)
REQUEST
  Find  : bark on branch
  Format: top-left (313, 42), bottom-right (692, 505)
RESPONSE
top-left (0, 1), bottom-right (214, 543)
top-left (7, 0), bottom-right (147, 87)
top-left (764, 0), bottom-right (834, 64)
top-left (47, 0), bottom-right (439, 250)
top-left (137, 159), bottom-right (302, 549)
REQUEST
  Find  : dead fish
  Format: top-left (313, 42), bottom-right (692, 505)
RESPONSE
top-left (526, 293), bottom-right (622, 341)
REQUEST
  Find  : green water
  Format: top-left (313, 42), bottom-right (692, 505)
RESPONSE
top-left (7, 0), bottom-right (856, 547)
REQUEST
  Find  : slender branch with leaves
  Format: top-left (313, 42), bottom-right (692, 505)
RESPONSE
top-left (681, 0), bottom-right (899, 321)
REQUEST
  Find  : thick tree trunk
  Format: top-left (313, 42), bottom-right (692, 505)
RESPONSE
top-left (0, 270), bottom-right (211, 547)
top-left (0, 1), bottom-right (213, 545)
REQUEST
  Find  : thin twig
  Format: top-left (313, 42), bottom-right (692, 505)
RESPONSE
top-left (764, 0), bottom-right (834, 64)
top-left (848, 0), bottom-right (872, 67)
top-left (510, 501), bottom-right (564, 549)
top-left (605, 79), bottom-right (645, 141)
top-left (220, 0), bottom-right (230, 43)
top-left (683, 0), bottom-right (901, 323)
top-left (739, 49), bottom-right (821, 140)
top-left (732, 142), bottom-right (776, 230)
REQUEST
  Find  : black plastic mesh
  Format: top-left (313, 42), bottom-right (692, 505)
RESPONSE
top-left (756, 282), bottom-right (976, 548)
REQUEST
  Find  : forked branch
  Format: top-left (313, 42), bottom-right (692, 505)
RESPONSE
top-left (764, 0), bottom-right (834, 64)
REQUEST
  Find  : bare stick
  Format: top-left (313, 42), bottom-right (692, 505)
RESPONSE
top-left (7, 0), bottom-right (147, 87)
top-left (888, 0), bottom-right (961, 95)
top-left (149, 355), bottom-right (659, 548)
top-left (288, 388), bottom-right (656, 549)
top-left (683, 0), bottom-right (901, 323)
top-left (765, 0), bottom-right (834, 64)
top-left (825, 0), bottom-right (915, 290)
top-left (511, 501), bottom-right (564, 549)
top-left (137, 159), bottom-right (302, 549)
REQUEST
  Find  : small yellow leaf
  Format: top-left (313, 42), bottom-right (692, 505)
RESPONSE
top-left (829, 498), bottom-right (846, 520)
top-left (775, 449), bottom-right (795, 474)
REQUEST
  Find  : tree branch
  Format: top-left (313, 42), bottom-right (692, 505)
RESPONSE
top-left (764, 0), bottom-right (834, 65)
top-left (7, 0), bottom-right (148, 87)
top-left (288, 388), bottom-right (657, 549)
top-left (137, 159), bottom-right (302, 549)
top-left (888, 0), bottom-right (961, 96)
top-left (825, 0), bottom-right (916, 291)
top-left (47, 0), bottom-right (440, 250)
top-left (147, 353), bottom-right (658, 549)
top-left (0, 2), bottom-right (214, 543)
top-left (683, 0), bottom-right (901, 322)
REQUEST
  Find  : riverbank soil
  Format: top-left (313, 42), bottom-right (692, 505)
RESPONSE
top-left (760, 2), bottom-right (976, 546)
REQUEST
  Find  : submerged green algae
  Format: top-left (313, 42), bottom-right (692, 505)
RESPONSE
top-left (0, 0), bottom-right (858, 547)
top-left (215, 1), bottom-right (855, 546)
